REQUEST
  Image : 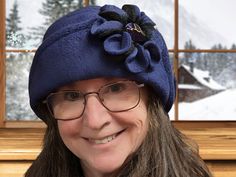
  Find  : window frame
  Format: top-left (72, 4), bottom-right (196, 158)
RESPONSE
top-left (0, 0), bottom-right (6, 127)
top-left (0, 0), bottom-right (236, 128)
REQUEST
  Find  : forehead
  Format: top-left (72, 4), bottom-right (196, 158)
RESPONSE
top-left (58, 77), bottom-right (128, 91)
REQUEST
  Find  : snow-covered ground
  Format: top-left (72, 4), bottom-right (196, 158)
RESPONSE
top-left (169, 89), bottom-right (236, 120)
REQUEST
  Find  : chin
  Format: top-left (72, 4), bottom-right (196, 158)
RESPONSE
top-left (82, 154), bottom-right (127, 176)
top-left (94, 164), bottom-right (120, 175)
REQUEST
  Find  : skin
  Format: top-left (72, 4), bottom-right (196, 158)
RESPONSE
top-left (57, 78), bottom-right (149, 177)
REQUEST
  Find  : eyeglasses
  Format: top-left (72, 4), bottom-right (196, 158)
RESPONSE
top-left (44, 80), bottom-right (144, 121)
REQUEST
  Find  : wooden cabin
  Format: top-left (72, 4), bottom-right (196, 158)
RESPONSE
top-left (178, 64), bottom-right (225, 102)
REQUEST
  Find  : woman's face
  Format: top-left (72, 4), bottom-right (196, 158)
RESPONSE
top-left (56, 78), bottom-right (149, 177)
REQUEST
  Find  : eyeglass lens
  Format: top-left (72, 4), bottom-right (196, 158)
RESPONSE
top-left (46, 81), bottom-right (143, 120)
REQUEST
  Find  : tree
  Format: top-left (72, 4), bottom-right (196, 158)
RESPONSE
top-left (184, 39), bottom-right (197, 58)
top-left (38, 0), bottom-right (84, 27)
top-left (5, 1), bottom-right (34, 120)
top-left (30, 0), bottom-right (86, 46)
top-left (6, 53), bottom-right (36, 120)
top-left (231, 43), bottom-right (236, 50)
top-left (181, 39), bottom-right (197, 66)
top-left (40, 0), bottom-right (96, 24)
top-left (6, 0), bottom-right (25, 48)
top-left (90, 0), bottom-right (96, 5)
top-left (184, 39), bottom-right (196, 49)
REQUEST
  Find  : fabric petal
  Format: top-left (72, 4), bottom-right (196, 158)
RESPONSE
top-left (122, 5), bottom-right (141, 22)
top-left (125, 45), bottom-right (150, 73)
top-left (104, 32), bottom-right (133, 55)
top-left (144, 41), bottom-right (161, 62)
top-left (139, 12), bottom-right (156, 27)
top-left (91, 19), bottom-right (123, 38)
top-left (100, 5), bottom-right (128, 23)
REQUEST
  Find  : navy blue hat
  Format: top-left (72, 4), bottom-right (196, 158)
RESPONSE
top-left (29, 4), bottom-right (176, 121)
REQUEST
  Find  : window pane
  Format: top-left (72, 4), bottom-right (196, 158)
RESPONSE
top-left (178, 52), bottom-right (236, 120)
top-left (96, 0), bottom-right (174, 49)
top-left (179, 0), bottom-right (236, 49)
top-left (6, 1), bottom-right (45, 49)
top-left (6, 52), bottom-right (38, 120)
top-left (6, 0), bottom-right (85, 49)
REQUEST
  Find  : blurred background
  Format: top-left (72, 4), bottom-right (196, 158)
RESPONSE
top-left (4, 0), bottom-right (236, 121)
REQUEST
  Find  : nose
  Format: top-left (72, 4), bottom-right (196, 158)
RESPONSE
top-left (82, 93), bottom-right (111, 130)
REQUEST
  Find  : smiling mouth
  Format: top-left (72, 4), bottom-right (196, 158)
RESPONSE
top-left (88, 130), bottom-right (125, 145)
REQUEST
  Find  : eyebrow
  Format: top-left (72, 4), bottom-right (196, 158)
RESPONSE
top-left (58, 77), bottom-right (126, 90)
top-left (103, 77), bottom-right (123, 82)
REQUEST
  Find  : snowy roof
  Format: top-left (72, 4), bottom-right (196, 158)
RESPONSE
top-left (178, 84), bottom-right (202, 90)
top-left (169, 88), bottom-right (236, 120)
top-left (180, 64), bottom-right (226, 90)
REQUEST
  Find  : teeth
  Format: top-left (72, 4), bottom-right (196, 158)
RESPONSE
top-left (90, 134), bottom-right (116, 144)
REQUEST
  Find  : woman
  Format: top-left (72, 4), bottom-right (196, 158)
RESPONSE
top-left (25, 4), bottom-right (212, 177)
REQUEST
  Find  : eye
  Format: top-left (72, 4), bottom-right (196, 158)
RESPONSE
top-left (106, 83), bottom-right (126, 93)
top-left (64, 91), bottom-right (83, 101)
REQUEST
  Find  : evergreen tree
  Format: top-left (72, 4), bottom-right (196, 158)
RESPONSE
top-left (90, 0), bottom-right (96, 5)
top-left (198, 44), bottom-right (232, 88)
top-left (60, 0), bottom-right (83, 16)
top-left (6, 52), bottom-right (36, 120)
top-left (184, 39), bottom-right (196, 56)
top-left (231, 43), bottom-right (236, 50)
top-left (30, 0), bottom-right (85, 46)
top-left (39, 0), bottom-right (64, 27)
top-left (181, 39), bottom-right (197, 66)
top-left (204, 43), bottom-right (229, 81)
top-left (184, 39), bottom-right (196, 49)
top-left (6, 0), bottom-right (25, 48)
top-left (39, 0), bottom-right (85, 27)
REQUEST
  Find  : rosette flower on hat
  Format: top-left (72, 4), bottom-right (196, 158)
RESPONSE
top-left (91, 4), bottom-right (161, 73)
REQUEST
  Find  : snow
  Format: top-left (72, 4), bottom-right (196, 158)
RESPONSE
top-left (178, 84), bottom-right (202, 90)
top-left (169, 89), bottom-right (236, 120)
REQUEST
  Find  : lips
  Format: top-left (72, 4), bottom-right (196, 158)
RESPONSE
top-left (86, 129), bottom-right (125, 145)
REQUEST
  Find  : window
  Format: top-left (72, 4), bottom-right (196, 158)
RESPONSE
top-left (177, 0), bottom-right (236, 120)
top-left (1, 0), bottom-right (236, 128)
top-left (1, 0), bottom-right (94, 127)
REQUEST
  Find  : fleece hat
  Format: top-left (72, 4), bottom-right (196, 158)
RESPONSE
top-left (29, 4), bottom-right (176, 121)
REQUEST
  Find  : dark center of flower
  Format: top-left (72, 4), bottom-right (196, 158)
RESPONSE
top-left (125, 23), bottom-right (146, 43)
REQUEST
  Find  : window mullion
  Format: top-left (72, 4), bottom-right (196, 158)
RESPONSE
top-left (0, 0), bottom-right (6, 127)
top-left (174, 0), bottom-right (179, 121)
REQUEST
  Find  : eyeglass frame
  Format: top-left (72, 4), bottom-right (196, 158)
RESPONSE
top-left (43, 80), bottom-right (145, 121)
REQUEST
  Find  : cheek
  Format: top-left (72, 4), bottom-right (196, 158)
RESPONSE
top-left (131, 98), bottom-right (149, 141)
top-left (115, 104), bottom-right (148, 127)
top-left (130, 98), bottom-right (148, 128)
top-left (113, 101), bottom-right (149, 148)
top-left (57, 120), bottom-right (82, 140)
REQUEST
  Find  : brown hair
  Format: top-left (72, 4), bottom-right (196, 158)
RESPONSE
top-left (115, 93), bottom-right (212, 177)
top-left (25, 91), bottom-right (212, 177)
